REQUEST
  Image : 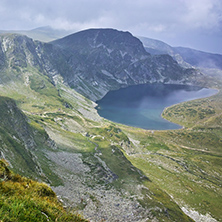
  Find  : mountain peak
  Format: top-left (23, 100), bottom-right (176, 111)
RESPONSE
top-left (52, 28), bottom-right (147, 56)
top-left (50, 28), bottom-right (198, 101)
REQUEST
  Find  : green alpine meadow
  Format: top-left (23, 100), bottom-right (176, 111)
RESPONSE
top-left (0, 28), bottom-right (221, 221)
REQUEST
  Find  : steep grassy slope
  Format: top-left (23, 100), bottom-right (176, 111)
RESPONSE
top-left (0, 96), bottom-right (65, 186)
top-left (0, 159), bottom-right (88, 222)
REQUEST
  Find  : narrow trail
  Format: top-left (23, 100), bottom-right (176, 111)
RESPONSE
top-left (179, 144), bottom-right (221, 155)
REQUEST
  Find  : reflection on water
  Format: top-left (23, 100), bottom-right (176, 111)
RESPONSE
top-left (96, 83), bottom-right (217, 130)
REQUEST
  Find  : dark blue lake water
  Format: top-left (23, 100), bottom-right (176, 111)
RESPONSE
top-left (96, 83), bottom-right (217, 130)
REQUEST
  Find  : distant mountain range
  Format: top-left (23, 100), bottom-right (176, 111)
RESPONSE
top-left (138, 36), bottom-right (222, 70)
top-left (2, 26), bottom-right (221, 70)
top-left (0, 26), bottom-right (71, 43)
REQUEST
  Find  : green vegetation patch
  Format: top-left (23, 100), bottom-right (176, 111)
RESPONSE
top-left (0, 159), bottom-right (88, 222)
top-left (89, 125), bottom-right (130, 143)
top-left (162, 91), bottom-right (221, 128)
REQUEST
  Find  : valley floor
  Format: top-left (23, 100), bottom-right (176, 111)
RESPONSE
top-left (0, 70), bottom-right (221, 221)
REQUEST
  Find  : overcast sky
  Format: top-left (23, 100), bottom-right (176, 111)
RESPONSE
top-left (1, 0), bottom-right (222, 54)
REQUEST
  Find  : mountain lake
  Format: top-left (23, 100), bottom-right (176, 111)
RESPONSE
top-left (96, 83), bottom-right (217, 130)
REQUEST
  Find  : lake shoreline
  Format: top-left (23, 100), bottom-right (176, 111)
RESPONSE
top-left (96, 83), bottom-right (218, 130)
top-left (160, 87), bottom-right (219, 130)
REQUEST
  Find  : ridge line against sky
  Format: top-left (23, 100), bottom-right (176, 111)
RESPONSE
top-left (0, 0), bottom-right (222, 54)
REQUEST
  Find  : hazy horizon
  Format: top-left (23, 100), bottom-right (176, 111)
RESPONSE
top-left (1, 0), bottom-right (221, 54)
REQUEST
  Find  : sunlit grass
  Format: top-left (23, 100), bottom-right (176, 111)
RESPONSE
top-left (0, 159), bottom-right (88, 222)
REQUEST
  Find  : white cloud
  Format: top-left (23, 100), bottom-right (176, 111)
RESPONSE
top-left (180, 0), bottom-right (222, 30)
top-left (0, 0), bottom-right (221, 53)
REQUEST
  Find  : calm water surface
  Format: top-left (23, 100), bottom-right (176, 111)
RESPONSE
top-left (96, 84), bottom-right (217, 130)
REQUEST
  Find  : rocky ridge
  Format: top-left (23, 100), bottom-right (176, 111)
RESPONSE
top-left (138, 36), bottom-right (222, 70)
top-left (51, 28), bottom-right (200, 101)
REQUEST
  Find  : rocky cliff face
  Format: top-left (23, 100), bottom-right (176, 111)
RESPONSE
top-left (0, 96), bottom-right (52, 179)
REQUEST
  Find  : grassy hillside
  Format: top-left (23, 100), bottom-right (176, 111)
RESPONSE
top-left (0, 72), bottom-right (195, 220)
top-left (119, 86), bottom-right (222, 221)
top-left (0, 159), bottom-right (88, 222)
